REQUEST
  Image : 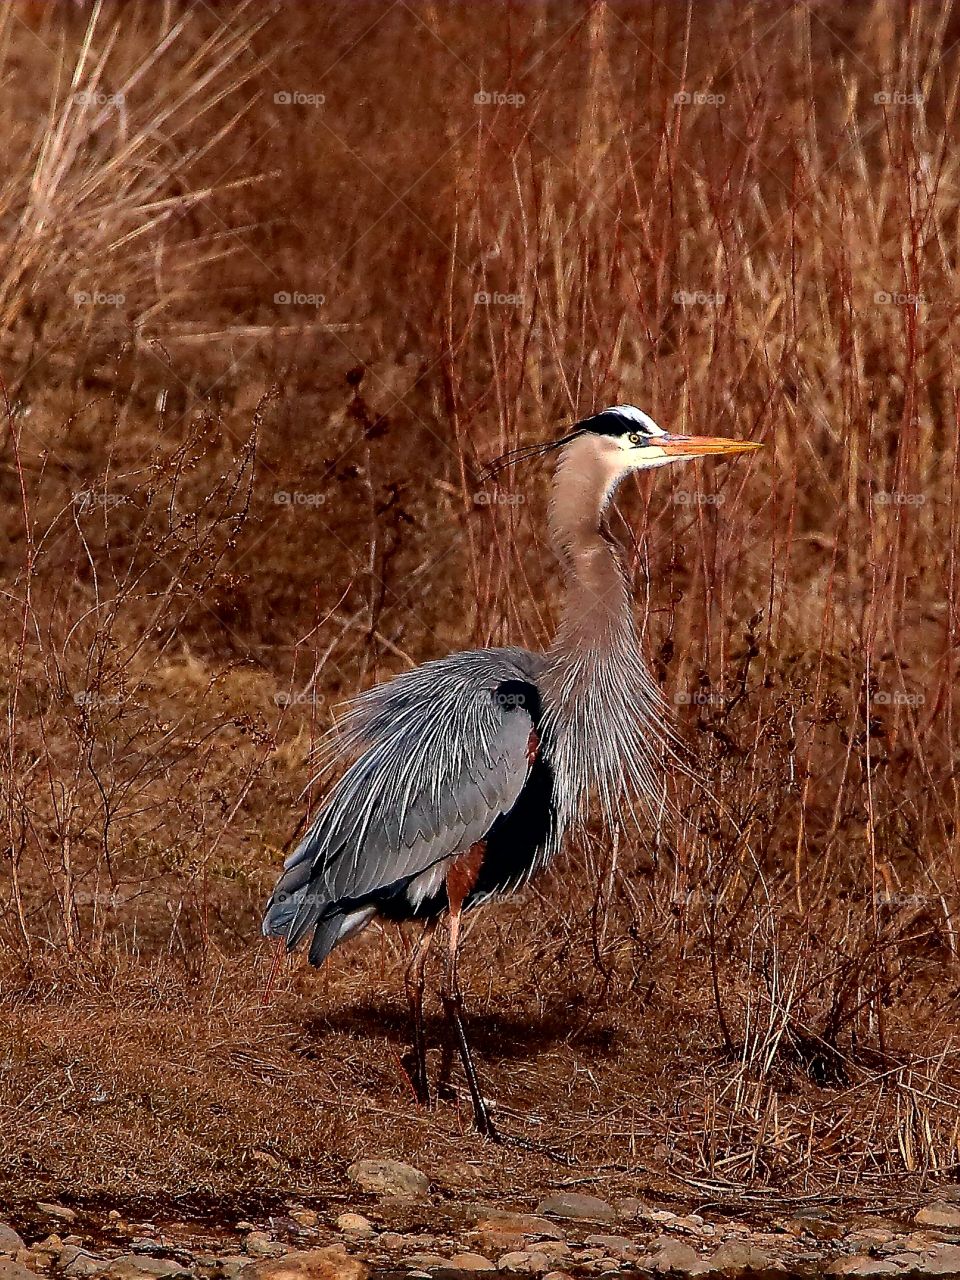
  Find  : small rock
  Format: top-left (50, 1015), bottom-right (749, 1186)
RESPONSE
top-left (195, 1257), bottom-right (248, 1280)
top-left (394, 1235), bottom-right (438, 1251)
top-left (496, 1253), bottom-right (551, 1275)
top-left (473, 1213), bottom-right (563, 1244)
top-left (845, 1230), bottom-right (898, 1251)
top-left (542, 1274), bottom-right (575, 1280)
top-left (62, 1250), bottom-right (103, 1278)
top-left (643, 1210), bottom-right (679, 1225)
top-left (377, 1235), bottom-right (405, 1250)
top-left (0, 1230), bottom-right (24, 1260)
top-left (614, 1200), bottom-right (643, 1221)
top-left (496, 1255), bottom-right (531, 1274)
top-left (789, 1214), bottom-right (846, 1241)
top-left (448, 1255), bottom-right (495, 1273)
top-left (536, 1195), bottom-right (616, 1224)
top-left (470, 1215), bottom-right (563, 1257)
top-left (524, 1256), bottom-right (553, 1276)
top-left (672, 1217), bottom-right (707, 1236)
top-left (707, 1241), bottom-right (779, 1274)
top-left (37, 1206), bottom-right (76, 1226)
top-left (33, 1237), bottom-right (63, 1260)
top-left (399, 1255), bottom-right (447, 1270)
top-left (532, 1243), bottom-right (570, 1260)
top-left (288, 1212), bottom-right (318, 1230)
top-left (646, 1239), bottom-right (707, 1275)
top-left (347, 1159), bottom-right (429, 1200)
top-left (106, 1259), bottom-right (191, 1280)
top-left (915, 1203), bottom-right (960, 1229)
top-left (877, 1232), bottom-right (939, 1254)
top-left (917, 1245), bottom-right (960, 1275)
top-left (583, 1236), bottom-right (636, 1258)
top-left (472, 1212), bottom-right (563, 1240)
top-left (334, 1216), bottom-right (373, 1237)
top-left (243, 1236), bottom-right (285, 1261)
top-left (827, 1260), bottom-right (900, 1277)
top-left (883, 1254), bottom-right (927, 1272)
top-left (236, 1249), bottom-right (367, 1280)
top-left (0, 1262), bottom-right (41, 1280)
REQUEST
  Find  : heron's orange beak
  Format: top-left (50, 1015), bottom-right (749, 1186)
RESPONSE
top-left (659, 435), bottom-right (763, 457)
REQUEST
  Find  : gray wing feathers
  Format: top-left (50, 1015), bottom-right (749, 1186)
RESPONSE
top-left (268, 647), bottom-right (543, 939)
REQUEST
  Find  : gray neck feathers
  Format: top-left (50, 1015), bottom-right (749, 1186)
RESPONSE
top-left (540, 440), bottom-right (672, 840)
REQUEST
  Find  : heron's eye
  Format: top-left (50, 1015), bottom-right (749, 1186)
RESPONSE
top-left (628, 431), bottom-right (645, 446)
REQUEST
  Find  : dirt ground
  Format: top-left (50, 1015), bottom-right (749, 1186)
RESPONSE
top-left (3, 0), bottom-right (960, 1226)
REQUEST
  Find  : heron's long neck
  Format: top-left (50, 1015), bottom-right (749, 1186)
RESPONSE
top-left (540, 446), bottom-right (668, 837)
top-left (548, 451), bottom-right (635, 652)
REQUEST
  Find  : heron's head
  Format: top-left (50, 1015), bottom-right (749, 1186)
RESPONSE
top-left (571, 404), bottom-right (761, 473)
top-left (485, 404), bottom-right (761, 492)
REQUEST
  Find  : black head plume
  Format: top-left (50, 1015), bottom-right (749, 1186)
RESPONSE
top-left (480, 428), bottom-right (583, 481)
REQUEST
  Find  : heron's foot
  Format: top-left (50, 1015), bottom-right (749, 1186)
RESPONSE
top-left (436, 1076), bottom-right (457, 1104)
top-left (496, 1130), bottom-right (574, 1164)
top-left (458, 1097), bottom-right (570, 1160)
top-left (413, 1074), bottom-right (433, 1109)
top-left (435, 1076), bottom-right (502, 1143)
top-left (399, 1048), bottom-right (433, 1108)
top-left (471, 1094), bottom-right (502, 1143)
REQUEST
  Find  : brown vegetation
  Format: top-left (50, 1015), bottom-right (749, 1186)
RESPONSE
top-left (2, 0), bottom-right (960, 1214)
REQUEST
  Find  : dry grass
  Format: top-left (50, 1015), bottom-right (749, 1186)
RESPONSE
top-left (2, 0), bottom-right (960, 1213)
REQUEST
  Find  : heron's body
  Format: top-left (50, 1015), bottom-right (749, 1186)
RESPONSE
top-left (264, 647), bottom-right (554, 958)
top-left (262, 405), bottom-right (761, 1139)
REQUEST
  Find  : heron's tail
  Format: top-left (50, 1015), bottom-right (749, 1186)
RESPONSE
top-left (261, 857), bottom-right (315, 939)
top-left (262, 860), bottom-right (376, 968)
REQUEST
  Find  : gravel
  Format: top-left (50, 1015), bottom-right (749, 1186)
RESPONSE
top-left (9, 1187), bottom-right (960, 1279)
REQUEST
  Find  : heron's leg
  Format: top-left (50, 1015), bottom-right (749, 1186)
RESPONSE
top-left (441, 845), bottom-right (500, 1142)
top-left (403, 918), bottom-right (438, 1106)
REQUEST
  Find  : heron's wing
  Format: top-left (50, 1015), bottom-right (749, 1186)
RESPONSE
top-left (265, 647), bottom-right (546, 945)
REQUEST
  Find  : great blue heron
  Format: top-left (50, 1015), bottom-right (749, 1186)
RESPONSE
top-left (263, 405), bottom-right (761, 1139)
